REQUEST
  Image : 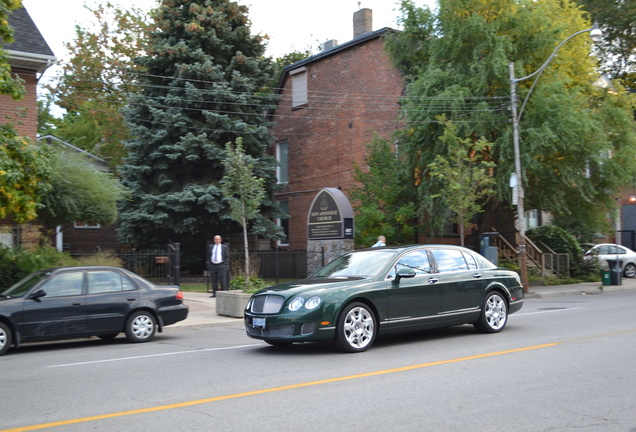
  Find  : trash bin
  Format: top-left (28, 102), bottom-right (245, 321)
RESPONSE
top-left (606, 259), bottom-right (622, 286)
top-left (600, 268), bottom-right (611, 286)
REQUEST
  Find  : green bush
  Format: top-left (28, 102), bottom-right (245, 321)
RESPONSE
top-left (229, 276), bottom-right (267, 293)
top-left (0, 246), bottom-right (123, 289)
top-left (0, 246), bottom-right (27, 289)
top-left (526, 225), bottom-right (595, 277)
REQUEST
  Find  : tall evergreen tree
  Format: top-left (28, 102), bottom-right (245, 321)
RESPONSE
top-left (384, 0), bottom-right (636, 241)
top-left (118, 0), bottom-right (282, 260)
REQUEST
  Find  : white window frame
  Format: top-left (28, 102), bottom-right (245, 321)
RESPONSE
top-left (74, 221), bottom-right (101, 229)
top-left (276, 141), bottom-right (288, 184)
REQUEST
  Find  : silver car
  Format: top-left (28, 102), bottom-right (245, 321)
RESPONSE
top-left (585, 244), bottom-right (636, 278)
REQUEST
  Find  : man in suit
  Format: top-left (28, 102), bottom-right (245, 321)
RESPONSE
top-left (208, 235), bottom-right (230, 297)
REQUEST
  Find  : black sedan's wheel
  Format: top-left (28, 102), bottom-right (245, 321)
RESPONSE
top-left (334, 302), bottom-right (376, 353)
top-left (623, 263), bottom-right (636, 278)
top-left (474, 292), bottom-right (508, 333)
top-left (0, 322), bottom-right (12, 356)
top-left (125, 311), bottom-right (156, 343)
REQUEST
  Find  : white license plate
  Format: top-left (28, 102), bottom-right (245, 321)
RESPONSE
top-left (252, 317), bottom-right (266, 328)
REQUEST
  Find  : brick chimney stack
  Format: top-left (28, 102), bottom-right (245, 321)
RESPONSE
top-left (353, 8), bottom-right (372, 38)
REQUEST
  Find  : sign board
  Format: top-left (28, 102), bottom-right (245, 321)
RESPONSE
top-left (307, 188), bottom-right (354, 240)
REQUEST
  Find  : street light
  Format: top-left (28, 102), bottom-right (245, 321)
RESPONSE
top-left (509, 22), bottom-right (602, 293)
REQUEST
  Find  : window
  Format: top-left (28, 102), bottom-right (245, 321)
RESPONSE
top-left (396, 251), bottom-right (431, 275)
top-left (88, 270), bottom-right (135, 293)
top-left (276, 141), bottom-right (288, 184)
top-left (40, 272), bottom-right (84, 297)
top-left (74, 221), bottom-right (100, 229)
top-left (431, 249), bottom-right (468, 272)
top-left (291, 68), bottom-right (307, 107)
top-left (277, 200), bottom-right (290, 247)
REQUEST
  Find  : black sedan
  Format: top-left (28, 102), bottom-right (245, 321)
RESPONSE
top-left (245, 245), bottom-right (523, 352)
top-left (0, 266), bottom-right (189, 356)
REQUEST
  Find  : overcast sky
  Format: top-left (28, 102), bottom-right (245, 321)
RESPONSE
top-left (22, 0), bottom-right (436, 86)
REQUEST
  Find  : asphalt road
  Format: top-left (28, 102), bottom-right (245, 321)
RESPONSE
top-left (2, 289), bottom-right (636, 432)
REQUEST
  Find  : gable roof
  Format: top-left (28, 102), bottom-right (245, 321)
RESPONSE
top-left (278, 27), bottom-right (395, 90)
top-left (3, 6), bottom-right (56, 73)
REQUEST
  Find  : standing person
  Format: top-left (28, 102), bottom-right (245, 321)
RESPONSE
top-left (372, 235), bottom-right (386, 247)
top-left (208, 235), bottom-right (230, 297)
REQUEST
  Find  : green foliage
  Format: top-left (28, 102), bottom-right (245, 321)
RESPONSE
top-left (118, 0), bottom-right (281, 253)
top-left (527, 225), bottom-right (595, 277)
top-left (44, 3), bottom-right (149, 167)
top-left (0, 0), bottom-right (25, 100)
top-left (0, 245), bottom-right (124, 289)
top-left (351, 136), bottom-right (417, 247)
top-left (427, 117), bottom-right (495, 245)
top-left (221, 138), bottom-right (270, 290)
top-left (221, 138), bottom-right (267, 231)
top-left (527, 225), bottom-right (582, 257)
top-left (38, 148), bottom-right (128, 227)
top-left (383, 0), bottom-right (636, 240)
top-left (575, 0), bottom-right (636, 90)
top-left (0, 124), bottom-right (52, 223)
top-left (229, 275), bottom-right (266, 293)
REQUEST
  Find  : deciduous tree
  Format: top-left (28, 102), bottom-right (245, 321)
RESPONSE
top-left (43, 3), bottom-right (149, 168)
top-left (427, 118), bottom-right (495, 246)
top-left (385, 0), bottom-right (636, 242)
top-left (576, 0), bottom-right (636, 89)
top-left (221, 138), bottom-right (266, 289)
top-left (0, 124), bottom-right (51, 223)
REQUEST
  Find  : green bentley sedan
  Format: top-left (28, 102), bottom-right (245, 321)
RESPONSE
top-left (244, 245), bottom-right (524, 353)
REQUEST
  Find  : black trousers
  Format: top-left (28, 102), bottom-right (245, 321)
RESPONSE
top-left (209, 262), bottom-right (228, 293)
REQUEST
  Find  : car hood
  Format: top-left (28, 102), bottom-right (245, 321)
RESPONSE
top-left (256, 277), bottom-right (368, 296)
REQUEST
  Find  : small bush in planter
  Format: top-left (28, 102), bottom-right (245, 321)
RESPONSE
top-left (229, 276), bottom-right (267, 293)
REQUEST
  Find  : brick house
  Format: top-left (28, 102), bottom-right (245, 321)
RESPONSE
top-left (270, 9), bottom-right (404, 250)
top-left (1, 7), bottom-right (118, 254)
top-left (1, 6), bottom-right (55, 140)
top-left (0, 6), bottom-right (55, 249)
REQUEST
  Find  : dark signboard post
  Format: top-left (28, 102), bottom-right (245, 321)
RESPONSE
top-left (307, 188), bottom-right (354, 240)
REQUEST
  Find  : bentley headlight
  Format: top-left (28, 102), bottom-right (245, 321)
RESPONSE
top-left (288, 297), bottom-right (305, 311)
top-left (305, 296), bottom-right (321, 310)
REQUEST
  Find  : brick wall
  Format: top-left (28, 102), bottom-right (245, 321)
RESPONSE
top-left (271, 36), bottom-right (404, 249)
top-left (0, 68), bottom-right (39, 140)
top-left (57, 224), bottom-right (120, 254)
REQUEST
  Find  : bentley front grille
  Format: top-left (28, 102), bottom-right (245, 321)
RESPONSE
top-left (250, 294), bottom-right (285, 314)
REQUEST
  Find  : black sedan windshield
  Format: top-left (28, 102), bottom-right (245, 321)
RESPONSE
top-left (1, 271), bottom-right (49, 298)
top-left (311, 250), bottom-right (396, 278)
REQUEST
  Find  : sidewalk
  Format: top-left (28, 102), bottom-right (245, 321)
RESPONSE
top-left (174, 291), bottom-right (239, 328)
top-left (173, 278), bottom-right (636, 328)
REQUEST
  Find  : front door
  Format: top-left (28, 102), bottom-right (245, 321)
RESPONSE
top-left (388, 249), bottom-right (441, 328)
top-left (19, 270), bottom-right (87, 340)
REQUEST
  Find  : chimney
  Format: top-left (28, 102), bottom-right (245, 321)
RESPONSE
top-left (353, 8), bottom-right (372, 38)
top-left (320, 39), bottom-right (339, 51)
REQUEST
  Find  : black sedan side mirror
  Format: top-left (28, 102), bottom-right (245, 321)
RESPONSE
top-left (28, 289), bottom-right (46, 301)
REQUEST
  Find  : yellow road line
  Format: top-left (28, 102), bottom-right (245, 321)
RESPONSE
top-left (1, 343), bottom-right (559, 432)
